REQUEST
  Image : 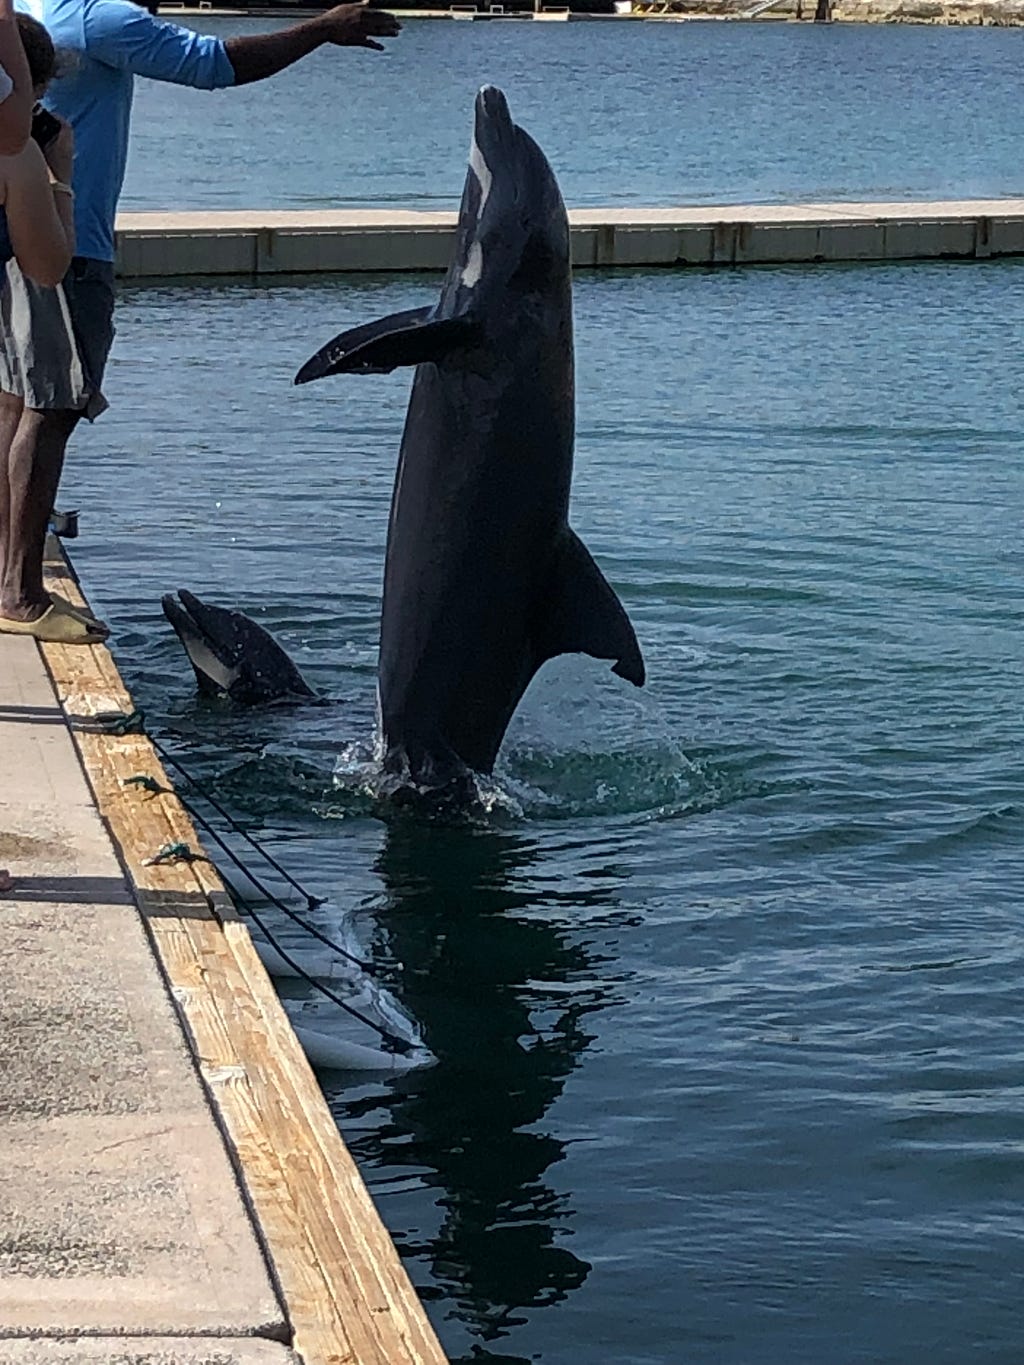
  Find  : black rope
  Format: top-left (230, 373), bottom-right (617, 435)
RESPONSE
top-left (167, 783), bottom-right (412, 1053)
top-left (150, 739), bottom-right (374, 976)
top-left (152, 739), bottom-right (326, 908)
top-left (211, 857), bottom-right (413, 1056)
top-left (105, 712), bottom-right (414, 1054)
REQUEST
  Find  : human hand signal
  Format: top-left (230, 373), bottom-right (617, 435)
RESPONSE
top-left (313, 2), bottom-right (401, 51)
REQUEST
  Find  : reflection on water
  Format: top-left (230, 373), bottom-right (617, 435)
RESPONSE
top-left (334, 822), bottom-right (619, 1359)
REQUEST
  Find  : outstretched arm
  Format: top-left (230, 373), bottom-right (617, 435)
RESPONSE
top-left (0, 0), bottom-right (34, 155)
top-left (83, 0), bottom-right (399, 90)
top-left (225, 3), bottom-right (401, 86)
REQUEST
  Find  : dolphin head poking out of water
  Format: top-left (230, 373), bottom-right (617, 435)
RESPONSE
top-left (162, 590), bottom-right (317, 706)
top-left (296, 86), bottom-right (644, 797)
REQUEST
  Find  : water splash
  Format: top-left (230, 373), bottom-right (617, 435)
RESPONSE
top-left (331, 740), bottom-right (526, 823)
top-left (327, 657), bottom-right (697, 823)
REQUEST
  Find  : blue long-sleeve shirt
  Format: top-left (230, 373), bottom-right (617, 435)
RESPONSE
top-left (17, 0), bottom-right (235, 261)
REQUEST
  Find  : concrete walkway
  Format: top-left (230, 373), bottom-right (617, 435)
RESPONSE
top-left (0, 632), bottom-right (296, 1362)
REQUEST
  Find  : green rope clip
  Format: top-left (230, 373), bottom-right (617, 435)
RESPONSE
top-left (93, 708), bottom-right (146, 735)
top-left (124, 774), bottom-right (167, 797)
top-left (143, 841), bottom-right (205, 868)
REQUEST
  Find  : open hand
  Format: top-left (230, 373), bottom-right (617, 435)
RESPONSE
top-left (313, 1), bottom-right (401, 50)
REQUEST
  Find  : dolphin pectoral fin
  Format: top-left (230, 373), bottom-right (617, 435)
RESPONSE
top-left (296, 306), bottom-right (433, 382)
top-left (295, 308), bottom-right (479, 383)
top-left (535, 530), bottom-right (646, 687)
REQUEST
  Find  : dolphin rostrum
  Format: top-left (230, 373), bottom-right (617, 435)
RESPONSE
top-left (162, 589), bottom-right (317, 705)
top-left (296, 86), bottom-right (644, 792)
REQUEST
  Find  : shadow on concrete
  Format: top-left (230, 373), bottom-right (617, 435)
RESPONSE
top-left (0, 704), bottom-right (64, 725)
top-left (2, 874), bottom-right (133, 905)
top-left (3, 879), bottom-right (226, 927)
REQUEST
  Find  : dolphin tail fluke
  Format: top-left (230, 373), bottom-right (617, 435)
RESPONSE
top-left (535, 529), bottom-right (646, 687)
top-left (295, 307), bottom-right (480, 383)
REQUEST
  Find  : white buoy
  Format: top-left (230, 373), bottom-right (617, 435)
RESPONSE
top-left (248, 917), bottom-right (435, 1073)
top-left (290, 1022), bottom-right (434, 1073)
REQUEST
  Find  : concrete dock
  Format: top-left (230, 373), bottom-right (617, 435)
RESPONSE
top-left (0, 550), bottom-right (447, 1364)
top-left (114, 199), bottom-right (1024, 277)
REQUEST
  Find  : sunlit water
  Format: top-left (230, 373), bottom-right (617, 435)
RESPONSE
top-left (62, 257), bottom-right (1024, 1363)
top-left (124, 17), bottom-right (1024, 209)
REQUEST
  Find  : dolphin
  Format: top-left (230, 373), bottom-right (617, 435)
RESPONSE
top-left (161, 589), bottom-right (317, 705)
top-left (295, 86), bottom-right (644, 793)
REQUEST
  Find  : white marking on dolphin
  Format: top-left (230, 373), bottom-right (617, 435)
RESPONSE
top-left (296, 86), bottom-right (645, 797)
top-left (468, 133), bottom-right (493, 212)
top-left (460, 239), bottom-right (484, 290)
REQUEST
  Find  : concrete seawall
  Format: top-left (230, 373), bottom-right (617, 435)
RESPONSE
top-left (115, 201), bottom-right (1024, 278)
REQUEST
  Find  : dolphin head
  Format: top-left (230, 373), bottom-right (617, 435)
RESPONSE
top-left (444, 86), bottom-right (570, 312)
top-left (161, 590), bottom-right (316, 706)
top-left (471, 85), bottom-right (518, 182)
top-left (292, 87), bottom-right (571, 386)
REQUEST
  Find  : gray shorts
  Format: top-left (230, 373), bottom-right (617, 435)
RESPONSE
top-left (0, 257), bottom-right (115, 420)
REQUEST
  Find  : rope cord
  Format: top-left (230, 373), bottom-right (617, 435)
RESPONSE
top-left (143, 840), bottom-right (205, 867)
top-left (149, 739), bottom-right (374, 976)
top-left (99, 711), bottom-right (410, 1052)
top-left (174, 788), bottom-right (412, 1054)
top-left (212, 855), bottom-right (413, 1056)
top-left (151, 739), bottom-right (325, 907)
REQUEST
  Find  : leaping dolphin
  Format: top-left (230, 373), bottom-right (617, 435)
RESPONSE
top-left (296, 86), bottom-right (644, 794)
top-left (162, 590), bottom-right (317, 705)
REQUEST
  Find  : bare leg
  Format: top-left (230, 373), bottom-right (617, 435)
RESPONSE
top-left (0, 405), bottom-right (79, 622)
top-left (0, 390), bottom-right (22, 581)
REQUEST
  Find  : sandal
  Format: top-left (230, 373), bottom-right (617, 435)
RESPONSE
top-left (0, 597), bottom-right (109, 644)
top-left (47, 593), bottom-right (110, 636)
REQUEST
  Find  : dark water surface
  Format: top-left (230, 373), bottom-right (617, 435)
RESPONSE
top-left (70, 260), bottom-right (1024, 1363)
top-left (124, 17), bottom-right (1024, 209)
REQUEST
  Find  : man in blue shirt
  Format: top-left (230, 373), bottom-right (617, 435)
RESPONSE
top-left (0, 0), bottom-right (399, 642)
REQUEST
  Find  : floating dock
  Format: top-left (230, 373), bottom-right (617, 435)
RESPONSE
top-left (114, 200), bottom-right (1024, 278)
top-left (0, 547), bottom-right (447, 1364)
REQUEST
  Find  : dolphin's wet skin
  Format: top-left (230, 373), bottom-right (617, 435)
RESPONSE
top-left (169, 89), bottom-right (645, 813)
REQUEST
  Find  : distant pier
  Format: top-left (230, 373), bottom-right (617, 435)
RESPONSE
top-left (115, 200), bottom-right (1024, 278)
top-left (0, 545), bottom-right (447, 1365)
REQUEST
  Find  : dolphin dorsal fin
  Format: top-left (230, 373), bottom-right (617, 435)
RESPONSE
top-left (295, 307), bottom-right (479, 383)
top-left (534, 529), bottom-right (645, 686)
